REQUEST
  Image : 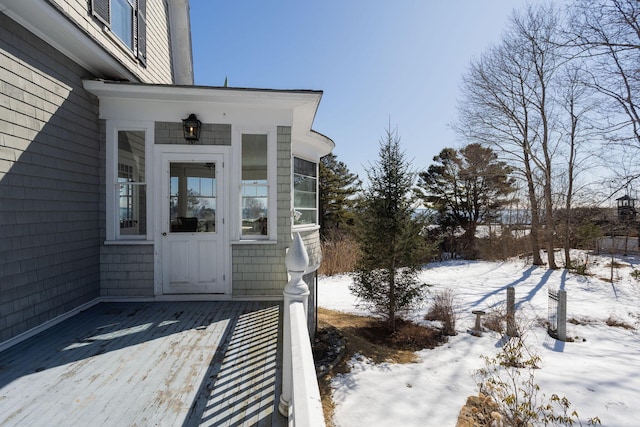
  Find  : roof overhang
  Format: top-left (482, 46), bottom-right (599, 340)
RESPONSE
top-left (0, 0), bottom-right (139, 81)
top-left (83, 80), bottom-right (334, 156)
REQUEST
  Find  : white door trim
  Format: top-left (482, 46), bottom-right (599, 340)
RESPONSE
top-left (153, 145), bottom-right (231, 297)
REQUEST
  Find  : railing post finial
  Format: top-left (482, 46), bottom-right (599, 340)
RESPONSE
top-left (280, 233), bottom-right (310, 418)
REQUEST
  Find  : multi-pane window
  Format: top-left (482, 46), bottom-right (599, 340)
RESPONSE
top-left (293, 157), bottom-right (317, 226)
top-left (169, 163), bottom-right (216, 233)
top-left (241, 134), bottom-right (268, 237)
top-left (117, 130), bottom-right (146, 237)
top-left (91, 0), bottom-right (147, 64)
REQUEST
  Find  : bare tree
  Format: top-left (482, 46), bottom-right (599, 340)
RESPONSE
top-left (516, 5), bottom-right (567, 269)
top-left (457, 4), bottom-right (566, 267)
top-left (558, 65), bottom-right (596, 267)
top-left (568, 0), bottom-right (640, 149)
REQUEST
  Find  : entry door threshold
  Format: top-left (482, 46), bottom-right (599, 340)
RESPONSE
top-left (155, 294), bottom-right (232, 302)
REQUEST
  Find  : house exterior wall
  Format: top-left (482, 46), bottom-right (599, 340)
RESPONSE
top-left (49, 0), bottom-right (173, 84)
top-left (99, 121), bottom-right (232, 298)
top-left (155, 122), bottom-right (232, 146)
top-left (0, 13), bottom-right (101, 341)
top-left (232, 126), bottom-right (324, 298)
top-left (100, 245), bottom-right (155, 297)
top-left (300, 229), bottom-right (322, 271)
top-left (97, 121), bottom-right (323, 300)
top-left (232, 126), bottom-right (292, 296)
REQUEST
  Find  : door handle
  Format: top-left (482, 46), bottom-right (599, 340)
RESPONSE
top-left (162, 232), bottom-right (167, 236)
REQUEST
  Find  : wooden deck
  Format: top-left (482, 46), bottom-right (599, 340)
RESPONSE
top-left (0, 301), bottom-right (286, 427)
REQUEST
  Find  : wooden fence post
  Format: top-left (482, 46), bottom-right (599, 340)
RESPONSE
top-left (506, 286), bottom-right (518, 337)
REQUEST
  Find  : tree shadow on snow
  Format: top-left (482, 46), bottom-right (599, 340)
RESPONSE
top-left (515, 268), bottom-right (553, 310)
top-left (471, 265), bottom-right (538, 310)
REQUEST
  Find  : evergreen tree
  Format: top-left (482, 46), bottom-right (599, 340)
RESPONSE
top-left (319, 153), bottom-right (360, 239)
top-left (417, 144), bottom-right (515, 258)
top-left (350, 126), bottom-right (427, 331)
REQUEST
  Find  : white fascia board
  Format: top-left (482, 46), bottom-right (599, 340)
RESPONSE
top-left (83, 79), bottom-right (324, 126)
top-left (293, 131), bottom-right (335, 160)
top-left (0, 0), bottom-right (138, 81)
top-left (291, 99), bottom-right (334, 158)
top-left (84, 79), bottom-right (334, 157)
top-left (83, 80), bottom-right (323, 106)
top-left (100, 98), bottom-right (294, 127)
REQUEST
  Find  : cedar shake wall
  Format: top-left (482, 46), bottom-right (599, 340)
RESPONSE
top-left (0, 14), bottom-right (101, 342)
top-left (99, 245), bottom-right (155, 297)
top-left (99, 122), bottom-right (233, 298)
top-left (155, 122), bottom-right (232, 145)
top-left (232, 126), bottom-right (292, 296)
top-left (232, 126), bottom-right (323, 298)
top-left (98, 119), bottom-right (154, 297)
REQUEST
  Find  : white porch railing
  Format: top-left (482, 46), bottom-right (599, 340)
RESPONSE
top-left (279, 233), bottom-right (326, 427)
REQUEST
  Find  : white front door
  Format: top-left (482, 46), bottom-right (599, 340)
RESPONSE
top-left (160, 153), bottom-right (226, 294)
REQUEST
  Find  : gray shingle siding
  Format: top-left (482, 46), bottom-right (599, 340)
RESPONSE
top-left (231, 126), bottom-right (324, 299)
top-left (155, 122), bottom-right (231, 145)
top-left (0, 14), bottom-right (101, 342)
top-left (232, 126), bottom-right (292, 296)
top-left (100, 245), bottom-right (155, 297)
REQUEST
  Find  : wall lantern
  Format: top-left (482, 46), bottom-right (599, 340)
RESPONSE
top-left (182, 113), bottom-right (201, 142)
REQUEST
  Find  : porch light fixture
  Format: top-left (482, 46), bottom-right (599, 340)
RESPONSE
top-left (182, 113), bottom-right (201, 142)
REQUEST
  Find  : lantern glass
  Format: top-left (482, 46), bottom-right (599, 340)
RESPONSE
top-left (182, 114), bottom-right (201, 141)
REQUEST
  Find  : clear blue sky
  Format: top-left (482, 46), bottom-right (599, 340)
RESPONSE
top-left (189, 1), bottom-right (529, 180)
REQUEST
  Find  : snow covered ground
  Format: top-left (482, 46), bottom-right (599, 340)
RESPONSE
top-left (318, 253), bottom-right (640, 427)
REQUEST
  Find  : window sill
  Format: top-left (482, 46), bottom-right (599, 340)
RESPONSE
top-left (104, 240), bottom-right (154, 246)
top-left (292, 224), bottom-right (321, 233)
top-left (101, 26), bottom-right (138, 61)
top-left (231, 240), bottom-right (278, 245)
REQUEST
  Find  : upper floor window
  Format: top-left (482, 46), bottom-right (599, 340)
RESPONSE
top-left (241, 134), bottom-right (269, 238)
top-left (112, 0), bottom-right (134, 49)
top-left (91, 0), bottom-right (147, 65)
top-left (293, 157), bottom-right (317, 226)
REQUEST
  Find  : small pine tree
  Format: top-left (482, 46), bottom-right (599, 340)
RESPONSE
top-left (350, 125), bottom-right (427, 331)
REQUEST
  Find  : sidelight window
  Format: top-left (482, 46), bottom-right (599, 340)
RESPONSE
top-left (117, 130), bottom-right (147, 237)
top-left (241, 134), bottom-right (269, 238)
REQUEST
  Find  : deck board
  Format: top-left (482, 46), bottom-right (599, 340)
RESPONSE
top-left (0, 301), bottom-right (285, 427)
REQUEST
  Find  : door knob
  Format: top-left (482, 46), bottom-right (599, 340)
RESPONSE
top-left (162, 232), bottom-right (167, 236)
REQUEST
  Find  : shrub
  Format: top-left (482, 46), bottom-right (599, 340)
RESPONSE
top-left (605, 316), bottom-right (635, 330)
top-left (424, 288), bottom-right (458, 336)
top-left (476, 232), bottom-right (530, 261)
top-left (474, 337), bottom-right (601, 426)
top-left (481, 304), bottom-right (509, 334)
top-left (319, 234), bottom-right (360, 276)
top-left (570, 257), bottom-right (590, 276)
